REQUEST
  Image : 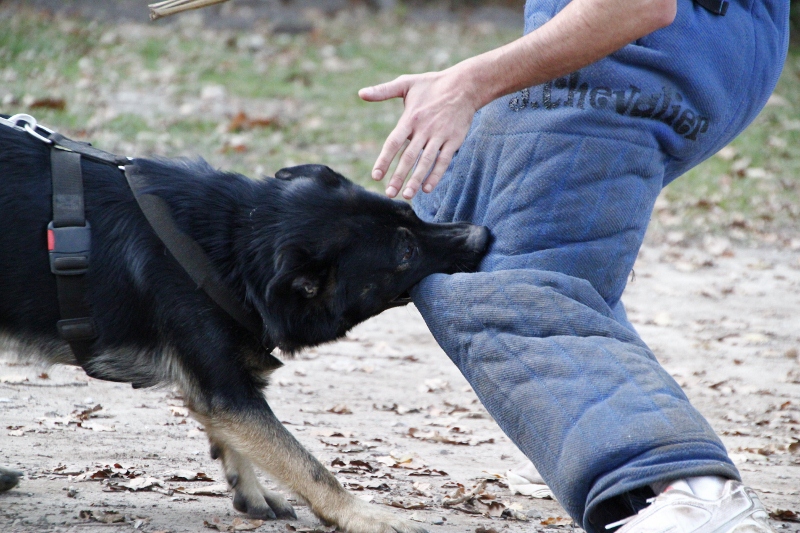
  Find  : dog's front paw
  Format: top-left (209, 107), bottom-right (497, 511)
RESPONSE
top-left (0, 467), bottom-right (22, 493)
top-left (233, 486), bottom-right (296, 520)
top-left (332, 500), bottom-right (428, 533)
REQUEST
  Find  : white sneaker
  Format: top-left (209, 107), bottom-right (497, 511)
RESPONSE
top-left (506, 460), bottom-right (554, 499)
top-left (609, 479), bottom-right (775, 533)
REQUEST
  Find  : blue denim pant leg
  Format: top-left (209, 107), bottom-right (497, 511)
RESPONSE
top-left (409, 0), bottom-right (788, 528)
top-left (411, 132), bottom-right (739, 532)
top-left (412, 270), bottom-right (739, 531)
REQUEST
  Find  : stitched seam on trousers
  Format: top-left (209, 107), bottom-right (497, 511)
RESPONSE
top-left (573, 139), bottom-right (628, 245)
top-left (593, 340), bottom-right (681, 434)
top-left (549, 336), bottom-right (629, 466)
top-left (459, 282), bottom-right (562, 466)
top-left (492, 279), bottom-right (586, 466)
top-left (479, 276), bottom-right (672, 480)
top-left (590, 345), bottom-right (734, 453)
top-left (495, 134), bottom-right (539, 228)
top-left (474, 128), bottom-right (661, 152)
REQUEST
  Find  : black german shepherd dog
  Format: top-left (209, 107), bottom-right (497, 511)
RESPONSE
top-left (0, 123), bottom-right (489, 533)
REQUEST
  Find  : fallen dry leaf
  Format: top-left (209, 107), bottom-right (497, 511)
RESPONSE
top-left (412, 481), bottom-right (432, 498)
top-left (472, 497), bottom-right (505, 517)
top-left (374, 403), bottom-right (421, 415)
top-left (375, 452), bottom-right (426, 470)
top-left (73, 404), bottom-right (102, 421)
top-left (81, 421), bottom-right (115, 432)
top-left (386, 498), bottom-right (429, 510)
top-left (106, 477), bottom-right (169, 494)
top-left (165, 471), bottom-right (214, 482)
top-left (420, 378), bottom-right (450, 393)
top-left (204, 517), bottom-right (264, 531)
top-left (84, 465), bottom-right (141, 480)
top-left (408, 468), bottom-right (448, 477)
top-left (226, 111), bottom-right (278, 132)
top-left (176, 483), bottom-right (230, 497)
top-left (541, 516), bottom-right (573, 526)
top-left (170, 406), bottom-right (189, 417)
top-left (443, 481), bottom-right (486, 507)
top-left (770, 509), bottom-right (800, 522)
top-left (332, 458), bottom-right (379, 474)
top-left (232, 518), bottom-right (264, 531)
top-left (327, 404), bottom-right (352, 415)
top-left (407, 427), bottom-right (494, 446)
top-left (80, 510), bottom-right (126, 524)
top-left (48, 464), bottom-right (86, 476)
top-left (501, 507), bottom-right (529, 521)
top-left (30, 97), bottom-right (66, 111)
top-left (285, 525), bottom-right (337, 533)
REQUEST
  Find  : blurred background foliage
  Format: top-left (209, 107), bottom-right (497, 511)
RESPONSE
top-left (0, 0), bottom-right (797, 249)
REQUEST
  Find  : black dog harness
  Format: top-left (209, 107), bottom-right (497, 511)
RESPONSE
top-left (0, 114), bottom-right (278, 380)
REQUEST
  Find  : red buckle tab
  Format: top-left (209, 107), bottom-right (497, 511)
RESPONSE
top-left (47, 228), bottom-right (55, 251)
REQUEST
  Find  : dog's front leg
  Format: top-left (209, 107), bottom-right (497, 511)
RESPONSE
top-left (208, 438), bottom-right (296, 520)
top-left (195, 404), bottom-right (427, 533)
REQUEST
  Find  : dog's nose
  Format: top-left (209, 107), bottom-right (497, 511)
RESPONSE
top-left (466, 225), bottom-right (490, 253)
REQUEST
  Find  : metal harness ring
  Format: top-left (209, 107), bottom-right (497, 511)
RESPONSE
top-left (3, 113), bottom-right (54, 145)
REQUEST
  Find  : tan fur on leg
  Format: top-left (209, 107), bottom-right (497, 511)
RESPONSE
top-left (209, 439), bottom-right (296, 519)
top-left (197, 409), bottom-right (426, 533)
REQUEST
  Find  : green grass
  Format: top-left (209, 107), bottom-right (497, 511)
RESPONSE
top-left (0, 9), bottom-right (519, 189)
top-left (0, 8), bottom-right (797, 242)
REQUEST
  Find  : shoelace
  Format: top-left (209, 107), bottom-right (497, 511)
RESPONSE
top-left (605, 497), bottom-right (658, 530)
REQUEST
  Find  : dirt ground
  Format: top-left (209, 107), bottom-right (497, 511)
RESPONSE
top-left (2, 239), bottom-right (799, 533)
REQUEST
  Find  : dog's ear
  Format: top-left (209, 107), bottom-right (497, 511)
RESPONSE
top-left (275, 164), bottom-right (347, 187)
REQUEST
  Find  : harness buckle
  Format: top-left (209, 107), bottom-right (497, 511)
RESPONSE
top-left (47, 221), bottom-right (91, 275)
top-left (57, 317), bottom-right (97, 342)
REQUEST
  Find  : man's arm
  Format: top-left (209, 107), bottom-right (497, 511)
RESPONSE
top-left (359, 0), bottom-right (677, 199)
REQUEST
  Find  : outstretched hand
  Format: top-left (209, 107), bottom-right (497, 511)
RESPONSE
top-left (359, 66), bottom-right (481, 199)
top-left (358, 0), bottom-right (677, 200)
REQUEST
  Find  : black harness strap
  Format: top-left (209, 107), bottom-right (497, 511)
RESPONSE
top-left (694, 0), bottom-right (728, 16)
top-left (124, 167), bottom-right (280, 366)
top-left (5, 118), bottom-right (283, 379)
top-left (124, 166), bottom-right (264, 337)
top-left (49, 132), bottom-right (130, 167)
top-left (48, 147), bottom-right (102, 375)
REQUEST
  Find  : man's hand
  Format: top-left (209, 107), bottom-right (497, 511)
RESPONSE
top-left (358, 66), bottom-right (481, 199)
top-left (359, 0), bottom-right (676, 199)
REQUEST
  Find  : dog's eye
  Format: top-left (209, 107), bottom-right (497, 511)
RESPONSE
top-left (402, 245), bottom-right (416, 261)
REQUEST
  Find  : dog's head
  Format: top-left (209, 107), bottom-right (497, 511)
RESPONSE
top-left (247, 164), bottom-right (490, 353)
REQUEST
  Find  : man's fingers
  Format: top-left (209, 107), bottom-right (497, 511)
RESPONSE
top-left (358, 76), bottom-right (409, 102)
top-left (421, 145), bottom-right (455, 194)
top-left (372, 124), bottom-right (412, 184)
top-left (403, 141), bottom-right (444, 199)
top-left (386, 139), bottom-right (424, 198)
